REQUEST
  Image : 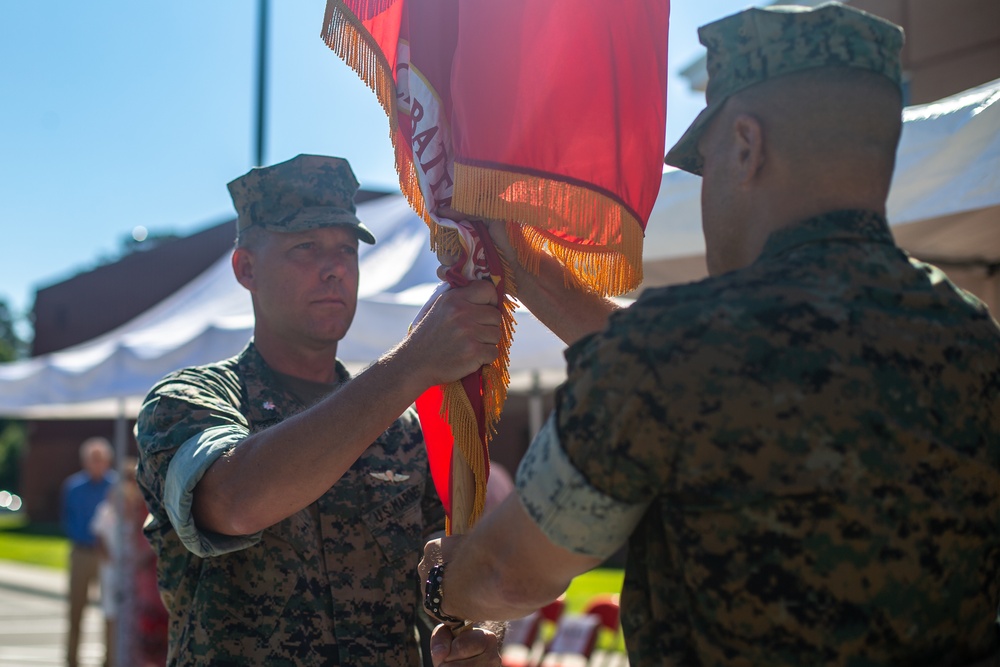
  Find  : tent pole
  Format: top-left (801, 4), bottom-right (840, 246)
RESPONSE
top-left (528, 370), bottom-right (544, 440)
top-left (113, 398), bottom-right (134, 665)
top-left (114, 397), bottom-right (127, 471)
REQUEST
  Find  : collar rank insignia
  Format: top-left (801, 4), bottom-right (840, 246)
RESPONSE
top-left (262, 401), bottom-right (276, 411)
top-left (370, 470), bottom-right (410, 483)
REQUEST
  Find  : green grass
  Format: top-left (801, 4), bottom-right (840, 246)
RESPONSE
top-left (564, 568), bottom-right (624, 614)
top-left (0, 514), bottom-right (69, 570)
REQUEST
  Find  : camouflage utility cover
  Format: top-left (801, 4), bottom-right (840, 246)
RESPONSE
top-left (135, 343), bottom-right (444, 666)
top-left (519, 210), bottom-right (1000, 666)
top-left (228, 153), bottom-right (376, 245)
top-left (665, 2), bottom-right (904, 174)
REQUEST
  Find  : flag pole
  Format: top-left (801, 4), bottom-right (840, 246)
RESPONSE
top-left (450, 449), bottom-right (476, 534)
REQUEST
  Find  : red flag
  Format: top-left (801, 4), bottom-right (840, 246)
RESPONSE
top-left (323, 0), bottom-right (669, 532)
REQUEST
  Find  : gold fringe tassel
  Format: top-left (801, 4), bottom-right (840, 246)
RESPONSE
top-left (441, 382), bottom-right (486, 524)
top-left (452, 162), bottom-right (645, 296)
top-left (438, 277), bottom-right (517, 532)
top-left (322, 2), bottom-right (431, 232)
top-left (322, 4), bottom-right (486, 271)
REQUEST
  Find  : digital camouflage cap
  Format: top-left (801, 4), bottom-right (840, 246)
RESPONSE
top-left (228, 154), bottom-right (376, 244)
top-left (664, 1), bottom-right (904, 175)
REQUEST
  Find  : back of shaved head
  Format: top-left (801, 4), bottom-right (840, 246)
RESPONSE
top-left (695, 67), bottom-right (904, 275)
top-left (728, 67), bottom-right (903, 199)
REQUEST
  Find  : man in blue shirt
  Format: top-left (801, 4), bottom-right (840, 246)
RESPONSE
top-left (61, 436), bottom-right (116, 667)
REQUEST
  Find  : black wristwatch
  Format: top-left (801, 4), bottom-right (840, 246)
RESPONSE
top-left (424, 564), bottom-right (465, 626)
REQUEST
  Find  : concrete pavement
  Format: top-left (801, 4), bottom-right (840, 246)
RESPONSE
top-left (0, 560), bottom-right (106, 667)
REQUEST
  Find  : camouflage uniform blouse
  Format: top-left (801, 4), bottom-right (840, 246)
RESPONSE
top-left (517, 210), bottom-right (1000, 666)
top-left (135, 343), bottom-right (444, 666)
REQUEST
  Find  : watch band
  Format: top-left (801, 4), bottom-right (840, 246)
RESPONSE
top-left (424, 564), bottom-right (465, 626)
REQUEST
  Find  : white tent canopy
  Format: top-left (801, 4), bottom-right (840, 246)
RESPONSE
top-left (0, 78), bottom-right (997, 419)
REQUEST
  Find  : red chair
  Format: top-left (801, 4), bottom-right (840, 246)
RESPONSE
top-left (581, 595), bottom-right (619, 638)
top-left (542, 598), bottom-right (567, 622)
top-left (502, 597), bottom-right (566, 667)
top-left (538, 594), bottom-right (621, 667)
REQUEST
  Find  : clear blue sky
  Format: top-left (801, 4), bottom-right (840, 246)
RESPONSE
top-left (0, 0), bottom-right (752, 335)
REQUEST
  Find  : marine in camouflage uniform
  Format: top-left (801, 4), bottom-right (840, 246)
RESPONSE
top-left (420, 4), bottom-right (1000, 665)
top-left (520, 209), bottom-right (1000, 665)
top-left (137, 343), bottom-right (442, 665)
top-left (136, 154), bottom-right (500, 666)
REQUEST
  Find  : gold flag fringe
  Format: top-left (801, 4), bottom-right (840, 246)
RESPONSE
top-left (322, 3), bottom-right (430, 231)
top-left (452, 162), bottom-right (645, 296)
top-left (441, 382), bottom-right (486, 526)
top-left (323, 4), bottom-right (480, 266)
top-left (429, 226), bottom-right (463, 260)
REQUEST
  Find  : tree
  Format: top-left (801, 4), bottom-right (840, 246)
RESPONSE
top-left (95, 229), bottom-right (181, 266)
top-left (0, 298), bottom-right (27, 493)
top-left (0, 299), bottom-right (27, 361)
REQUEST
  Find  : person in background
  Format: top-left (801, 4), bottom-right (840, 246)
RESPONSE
top-left (61, 436), bottom-right (116, 667)
top-left (418, 4), bottom-right (1000, 666)
top-left (90, 462), bottom-right (126, 667)
top-left (136, 154), bottom-right (502, 666)
top-left (91, 457), bottom-right (168, 667)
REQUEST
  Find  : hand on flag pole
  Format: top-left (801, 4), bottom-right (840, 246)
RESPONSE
top-left (412, 216), bottom-right (515, 534)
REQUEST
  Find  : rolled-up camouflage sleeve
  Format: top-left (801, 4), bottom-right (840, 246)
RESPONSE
top-left (136, 368), bottom-right (263, 558)
top-left (164, 425), bottom-right (263, 557)
top-left (516, 414), bottom-right (650, 559)
top-left (515, 311), bottom-right (675, 559)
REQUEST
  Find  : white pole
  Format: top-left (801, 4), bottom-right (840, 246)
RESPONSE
top-left (112, 398), bottom-right (134, 666)
top-left (528, 370), bottom-right (544, 440)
